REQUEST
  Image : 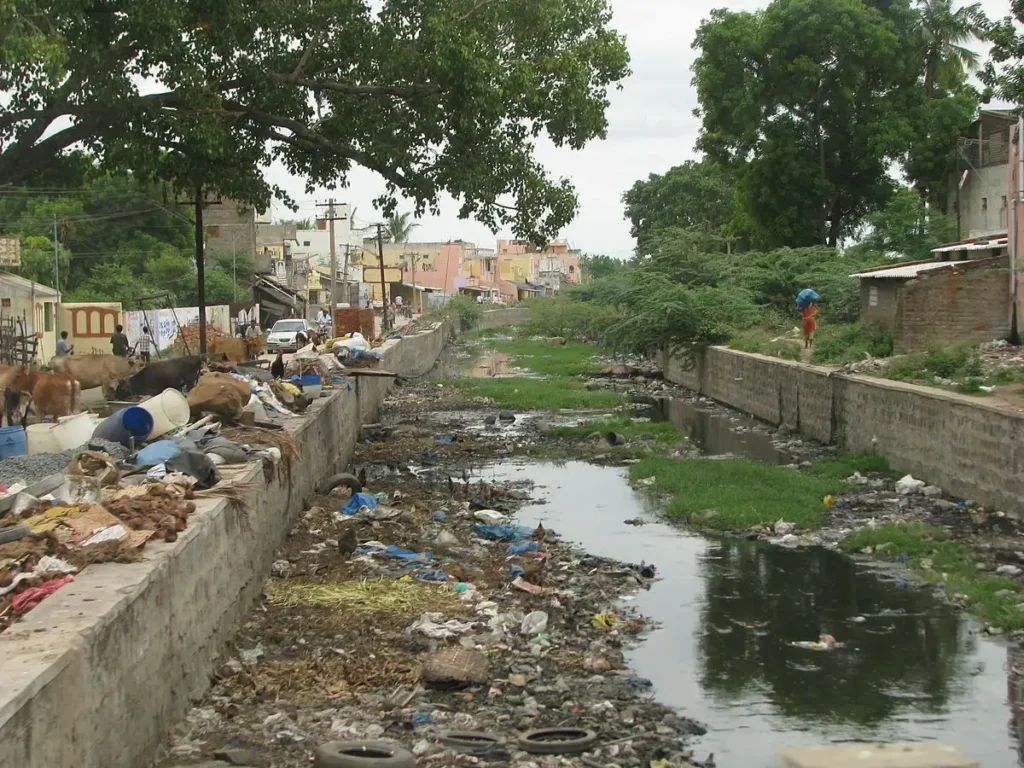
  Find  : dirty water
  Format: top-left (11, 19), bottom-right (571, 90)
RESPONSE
top-left (653, 396), bottom-right (794, 465)
top-left (473, 460), bottom-right (1018, 767)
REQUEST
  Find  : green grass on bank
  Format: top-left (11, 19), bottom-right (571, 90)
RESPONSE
top-left (484, 338), bottom-right (605, 377)
top-left (842, 524), bottom-right (1024, 629)
top-left (431, 377), bottom-right (623, 409)
top-left (630, 453), bottom-right (889, 531)
top-left (727, 330), bottom-right (802, 361)
top-left (549, 414), bottom-right (681, 444)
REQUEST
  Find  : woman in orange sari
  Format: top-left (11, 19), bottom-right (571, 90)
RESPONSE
top-left (802, 302), bottom-right (819, 349)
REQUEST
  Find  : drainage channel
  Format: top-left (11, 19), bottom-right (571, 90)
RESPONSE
top-left (472, 458), bottom-right (1018, 766)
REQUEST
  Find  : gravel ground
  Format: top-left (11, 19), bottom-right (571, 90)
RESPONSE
top-left (0, 437), bottom-right (131, 487)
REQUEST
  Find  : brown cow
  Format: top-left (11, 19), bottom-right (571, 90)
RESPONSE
top-left (3, 367), bottom-right (81, 424)
top-left (209, 336), bottom-right (265, 363)
top-left (49, 353), bottom-right (141, 398)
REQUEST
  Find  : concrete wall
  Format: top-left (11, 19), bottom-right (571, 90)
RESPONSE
top-left (476, 307), bottom-right (530, 330)
top-left (0, 316), bottom-right (462, 768)
top-left (664, 345), bottom-right (1024, 514)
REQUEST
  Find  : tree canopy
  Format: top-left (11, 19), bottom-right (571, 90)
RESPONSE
top-left (386, 213), bottom-right (419, 244)
top-left (0, 0), bottom-right (629, 241)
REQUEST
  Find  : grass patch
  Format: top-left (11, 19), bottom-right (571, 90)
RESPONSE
top-left (549, 414), bottom-right (681, 444)
top-left (842, 524), bottom-right (1024, 629)
top-left (807, 453), bottom-right (893, 481)
top-left (886, 344), bottom-right (982, 384)
top-left (431, 377), bottom-right (622, 409)
top-left (811, 323), bottom-right (894, 365)
top-left (727, 330), bottom-right (802, 361)
top-left (630, 457), bottom-right (839, 530)
top-left (484, 338), bottom-right (605, 376)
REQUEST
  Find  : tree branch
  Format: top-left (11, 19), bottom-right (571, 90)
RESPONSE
top-left (266, 74), bottom-right (441, 98)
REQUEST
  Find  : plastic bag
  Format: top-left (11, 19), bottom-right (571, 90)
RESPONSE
top-left (342, 492), bottom-right (379, 515)
top-left (474, 523), bottom-right (535, 541)
top-left (521, 611), bottom-right (549, 635)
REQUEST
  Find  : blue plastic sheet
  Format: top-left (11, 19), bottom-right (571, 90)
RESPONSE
top-left (342, 492), bottom-right (379, 515)
top-left (509, 565), bottom-right (526, 579)
top-left (437, 435), bottom-right (456, 445)
top-left (507, 541), bottom-right (540, 554)
top-left (795, 288), bottom-right (820, 309)
top-left (474, 523), bottom-right (536, 541)
top-left (132, 440), bottom-right (182, 466)
top-left (434, 509), bottom-right (448, 522)
top-left (354, 544), bottom-right (431, 561)
top-left (415, 569), bottom-right (450, 581)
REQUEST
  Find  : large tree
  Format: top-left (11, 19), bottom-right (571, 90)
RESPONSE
top-left (621, 160), bottom-right (738, 252)
top-left (983, 1), bottom-right (1024, 106)
top-left (0, 0), bottom-right (629, 241)
top-left (692, 0), bottom-right (921, 248)
top-left (918, 0), bottom-right (987, 96)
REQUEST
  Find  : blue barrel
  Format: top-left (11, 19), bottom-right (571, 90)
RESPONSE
top-left (0, 426), bottom-right (27, 459)
top-left (91, 407), bottom-right (155, 447)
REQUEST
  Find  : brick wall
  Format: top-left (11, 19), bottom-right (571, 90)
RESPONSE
top-left (895, 256), bottom-right (1010, 351)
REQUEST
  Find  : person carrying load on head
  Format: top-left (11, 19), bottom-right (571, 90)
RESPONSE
top-left (795, 289), bottom-right (820, 350)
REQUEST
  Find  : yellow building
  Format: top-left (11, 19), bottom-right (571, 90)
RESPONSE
top-left (0, 272), bottom-right (60, 361)
top-left (498, 253), bottom-right (539, 284)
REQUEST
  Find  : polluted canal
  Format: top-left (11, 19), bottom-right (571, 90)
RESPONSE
top-left (158, 335), bottom-right (1021, 768)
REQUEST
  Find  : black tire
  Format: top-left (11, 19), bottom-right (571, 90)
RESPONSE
top-left (0, 525), bottom-right (29, 544)
top-left (518, 728), bottom-right (598, 755)
top-left (313, 741), bottom-right (415, 768)
top-left (319, 473), bottom-right (363, 495)
top-left (438, 731), bottom-right (504, 754)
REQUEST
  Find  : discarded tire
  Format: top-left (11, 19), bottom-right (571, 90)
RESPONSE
top-left (438, 731), bottom-right (504, 754)
top-left (605, 432), bottom-right (626, 446)
top-left (518, 728), bottom-right (598, 755)
top-left (319, 473), bottom-right (363, 495)
top-left (313, 741), bottom-right (415, 768)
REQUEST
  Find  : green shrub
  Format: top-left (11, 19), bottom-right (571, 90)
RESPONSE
top-left (728, 330), bottom-right (802, 360)
top-left (887, 344), bottom-right (983, 384)
top-left (520, 296), bottom-right (618, 340)
top-left (448, 295), bottom-right (483, 329)
top-left (811, 323), bottom-right (893, 365)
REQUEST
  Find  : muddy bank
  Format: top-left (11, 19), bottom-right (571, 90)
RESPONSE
top-left (157, 384), bottom-right (710, 768)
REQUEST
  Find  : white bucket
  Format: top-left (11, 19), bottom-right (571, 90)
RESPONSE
top-left (52, 412), bottom-right (100, 452)
top-left (26, 423), bottom-right (61, 455)
top-left (137, 389), bottom-right (190, 439)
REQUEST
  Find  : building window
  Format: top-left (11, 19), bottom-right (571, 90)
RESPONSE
top-left (1003, 195), bottom-right (1008, 209)
top-left (1, 298), bottom-right (9, 308)
top-left (982, 197), bottom-right (988, 211)
top-left (44, 302), bottom-right (52, 332)
top-left (868, 285), bottom-right (878, 307)
top-left (206, 225), bottom-right (220, 237)
top-left (303, 241), bottom-right (311, 247)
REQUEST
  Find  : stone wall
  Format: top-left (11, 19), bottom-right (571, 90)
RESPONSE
top-left (664, 345), bottom-right (1024, 514)
top-left (0, 316), bottom-right (463, 768)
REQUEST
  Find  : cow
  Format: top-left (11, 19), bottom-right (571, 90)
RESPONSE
top-left (1, 366), bottom-right (81, 424)
top-left (49, 354), bottom-right (141, 399)
top-left (209, 336), bottom-right (264, 363)
top-left (114, 356), bottom-right (204, 399)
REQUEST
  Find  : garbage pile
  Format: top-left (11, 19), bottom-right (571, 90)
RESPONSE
top-left (0, 394), bottom-right (292, 634)
top-left (161, 451), bottom-right (708, 768)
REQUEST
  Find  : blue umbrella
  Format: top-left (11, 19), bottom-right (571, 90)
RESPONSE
top-left (795, 289), bottom-right (820, 309)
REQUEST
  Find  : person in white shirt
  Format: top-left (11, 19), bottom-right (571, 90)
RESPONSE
top-left (245, 319), bottom-right (262, 338)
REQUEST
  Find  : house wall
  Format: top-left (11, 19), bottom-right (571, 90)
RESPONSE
top-left (663, 345), bottom-right (1024, 516)
top-left (203, 198), bottom-right (257, 257)
top-left (859, 280), bottom-right (900, 329)
top-left (60, 302), bottom-right (122, 355)
top-left (5, 295), bottom-right (58, 361)
top-left (954, 166), bottom-right (1010, 238)
top-left (894, 256), bottom-right (1010, 351)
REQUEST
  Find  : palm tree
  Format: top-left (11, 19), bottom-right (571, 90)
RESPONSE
top-left (918, 0), bottom-right (987, 96)
top-left (385, 212), bottom-right (419, 244)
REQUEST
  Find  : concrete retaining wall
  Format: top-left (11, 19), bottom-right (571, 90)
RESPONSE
top-left (663, 346), bottom-right (1024, 514)
top-left (0, 315), bottom-right (468, 768)
top-left (475, 306), bottom-right (530, 330)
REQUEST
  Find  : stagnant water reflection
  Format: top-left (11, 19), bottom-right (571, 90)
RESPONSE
top-left (472, 460), bottom-right (1018, 767)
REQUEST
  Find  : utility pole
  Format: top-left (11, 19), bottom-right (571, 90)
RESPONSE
top-left (341, 244), bottom-right (352, 307)
top-left (194, 187), bottom-right (207, 356)
top-left (52, 214), bottom-right (61, 336)
top-left (376, 223), bottom-right (389, 331)
top-left (316, 199), bottom-right (349, 310)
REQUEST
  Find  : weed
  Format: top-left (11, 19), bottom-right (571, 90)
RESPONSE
top-left (887, 344), bottom-right (983, 384)
top-left (842, 524), bottom-right (1024, 629)
top-left (485, 338), bottom-right (605, 377)
top-left (430, 378), bottom-right (622, 409)
top-left (811, 323), bottom-right (894, 365)
top-left (808, 453), bottom-right (893, 480)
top-left (989, 367), bottom-right (1024, 385)
top-left (727, 330), bottom-right (802, 361)
top-left (630, 457), bottom-right (840, 530)
top-left (549, 414), bottom-right (682, 444)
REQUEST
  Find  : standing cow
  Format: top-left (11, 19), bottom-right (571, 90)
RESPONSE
top-left (49, 354), bottom-right (141, 399)
top-left (114, 356), bottom-right (204, 399)
top-left (1, 366), bottom-right (81, 425)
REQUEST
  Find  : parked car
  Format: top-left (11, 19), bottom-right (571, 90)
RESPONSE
top-left (267, 319), bottom-right (315, 352)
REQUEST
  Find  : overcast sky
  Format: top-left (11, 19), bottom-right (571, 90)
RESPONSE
top-left (266, 0), bottom-right (1016, 259)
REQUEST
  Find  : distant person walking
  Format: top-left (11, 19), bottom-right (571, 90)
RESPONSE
top-left (55, 331), bottom-right (73, 357)
top-left (136, 326), bottom-right (155, 363)
top-left (802, 302), bottom-right (819, 349)
top-left (110, 325), bottom-right (129, 358)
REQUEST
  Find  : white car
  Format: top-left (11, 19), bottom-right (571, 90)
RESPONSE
top-left (267, 319), bottom-right (314, 352)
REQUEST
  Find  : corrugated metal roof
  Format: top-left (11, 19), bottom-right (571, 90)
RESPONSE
top-left (932, 238), bottom-right (1007, 254)
top-left (850, 260), bottom-right (975, 280)
top-left (0, 270), bottom-right (59, 298)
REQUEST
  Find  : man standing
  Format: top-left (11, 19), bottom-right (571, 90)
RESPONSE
top-left (110, 324), bottom-right (129, 358)
top-left (55, 331), bottom-right (73, 357)
top-left (136, 326), bottom-right (155, 363)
